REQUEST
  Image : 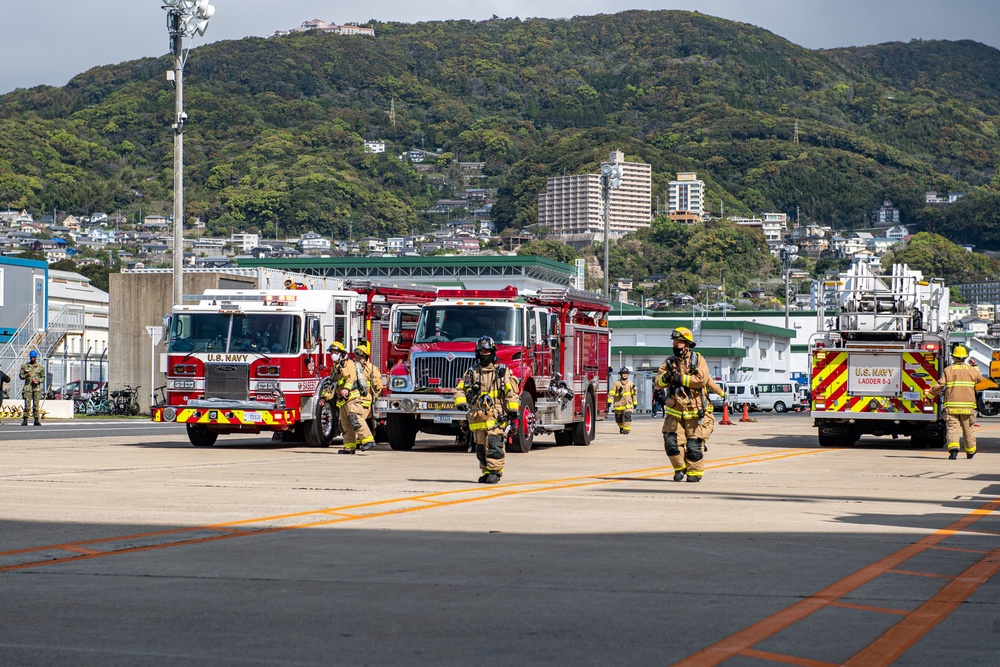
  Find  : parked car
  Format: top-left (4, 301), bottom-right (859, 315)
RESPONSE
top-left (49, 380), bottom-right (106, 400)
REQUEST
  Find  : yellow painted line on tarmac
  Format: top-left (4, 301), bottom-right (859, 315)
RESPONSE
top-left (0, 448), bottom-right (828, 573)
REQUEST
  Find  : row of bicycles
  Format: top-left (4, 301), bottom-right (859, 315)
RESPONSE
top-left (74, 385), bottom-right (141, 416)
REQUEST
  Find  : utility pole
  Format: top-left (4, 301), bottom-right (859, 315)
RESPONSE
top-left (600, 162), bottom-right (623, 297)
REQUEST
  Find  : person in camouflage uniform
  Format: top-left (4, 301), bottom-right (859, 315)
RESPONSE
top-left (455, 336), bottom-right (520, 484)
top-left (19, 350), bottom-right (44, 426)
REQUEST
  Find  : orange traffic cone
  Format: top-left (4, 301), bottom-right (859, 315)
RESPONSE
top-left (740, 403), bottom-right (752, 423)
top-left (720, 402), bottom-right (734, 425)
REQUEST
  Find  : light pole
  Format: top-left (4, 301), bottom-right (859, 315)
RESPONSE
top-left (160, 0), bottom-right (215, 305)
top-left (600, 163), bottom-right (623, 297)
top-left (780, 244), bottom-right (799, 329)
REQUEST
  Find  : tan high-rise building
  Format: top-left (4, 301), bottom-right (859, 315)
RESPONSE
top-left (538, 150), bottom-right (652, 247)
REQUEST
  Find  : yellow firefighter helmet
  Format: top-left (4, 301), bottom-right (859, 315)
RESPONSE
top-left (354, 341), bottom-right (371, 357)
top-left (952, 345), bottom-right (969, 359)
top-left (671, 326), bottom-right (696, 346)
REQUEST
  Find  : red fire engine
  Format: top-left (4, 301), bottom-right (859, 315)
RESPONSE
top-left (379, 286), bottom-right (611, 452)
top-left (151, 282), bottom-right (438, 448)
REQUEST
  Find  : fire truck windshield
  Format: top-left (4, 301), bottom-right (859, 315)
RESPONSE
top-left (167, 313), bottom-right (301, 354)
top-left (414, 305), bottom-right (522, 345)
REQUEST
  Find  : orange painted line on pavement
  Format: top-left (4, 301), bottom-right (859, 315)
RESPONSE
top-left (673, 498), bottom-right (1000, 667)
top-left (843, 546), bottom-right (1000, 666)
top-left (929, 545), bottom-right (990, 555)
top-left (739, 647), bottom-right (838, 667)
top-left (829, 601), bottom-right (909, 616)
top-left (57, 546), bottom-right (103, 556)
top-left (0, 448), bottom-right (825, 573)
top-left (887, 568), bottom-right (953, 580)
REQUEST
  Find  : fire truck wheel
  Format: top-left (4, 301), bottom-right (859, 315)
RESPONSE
top-left (387, 414), bottom-right (418, 451)
top-left (977, 395), bottom-right (998, 417)
top-left (187, 424), bottom-right (218, 447)
top-left (508, 392), bottom-right (535, 453)
top-left (306, 398), bottom-right (337, 448)
top-left (571, 391), bottom-right (596, 446)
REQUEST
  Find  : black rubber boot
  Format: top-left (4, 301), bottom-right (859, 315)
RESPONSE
top-left (686, 476), bottom-right (702, 483)
top-left (967, 451), bottom-right (975, 459)
top-left (21, 418), bottom-right (28, 426)
top-left (34, 418), bottom-right (41, 426)
top-left (673, 469), bottom-right (686, 482)
top-left (484, 473), bottom-right (500, 484)
top-left (338, 448), bottom-right (356, 455)
top-left (359, 442), bottom-right (375, 452)
top-left (948, 450), bottom-right (958, 460)
top-left (478, 474), bottom-right (491, 483)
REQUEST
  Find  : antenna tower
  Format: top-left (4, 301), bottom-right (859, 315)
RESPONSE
top-left (794, 118), bottom-right (799, 144)
top-left (389, 97), bottom-right (396, 128)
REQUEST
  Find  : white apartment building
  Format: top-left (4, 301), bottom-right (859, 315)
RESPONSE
top-left (538, 150), bottom-right (651, 245)
top-left (364, 140), bottom-right (386, 154)
top-left (668, 172), bottom-right (705, 220)
top-left (231, 233), bottom-right (260, 253)
top-left (762, 213), bottom-right (787, 242)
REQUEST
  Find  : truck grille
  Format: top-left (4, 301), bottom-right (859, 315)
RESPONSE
top-left (413, 354), bottom-right (476, 390)
top-left (204, 363), bottom-right (249, 401)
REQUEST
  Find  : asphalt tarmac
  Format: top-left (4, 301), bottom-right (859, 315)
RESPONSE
top-left (1, 412), bottom-right (997, 665)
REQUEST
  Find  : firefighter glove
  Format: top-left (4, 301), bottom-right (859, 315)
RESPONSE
top-left (496, 363), bottom-right (507, 378)
top-left (671, 373), bottom-right (684, 386)
top-left (456, 403), bottom-right (468, 412)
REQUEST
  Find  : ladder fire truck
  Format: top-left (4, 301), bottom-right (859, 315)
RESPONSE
top-left (151, 282), bottom-right (438, 448)
top-left (379, 286), bottom-right (611, 452)
top-left (809, 263), bottom-right (949, 447)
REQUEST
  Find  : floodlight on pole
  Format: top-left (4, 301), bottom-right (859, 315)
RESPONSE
top-left (600, 163), bottom-right (623, 298)
top-left (780, 243), bottom-right (799, 329)
top-left (160, 0), bottom-right (215, 306)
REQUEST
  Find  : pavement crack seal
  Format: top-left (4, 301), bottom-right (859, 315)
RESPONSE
top-left (0, 448), bottom-right (825, 573)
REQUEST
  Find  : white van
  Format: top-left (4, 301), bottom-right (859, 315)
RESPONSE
top-left (725, 382), bottom-right (760, 411)
top-left (756, 382), bottom-right (798, 413)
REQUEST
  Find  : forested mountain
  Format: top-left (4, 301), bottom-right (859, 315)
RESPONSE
top-left (2, 9), bottom-right (1000, 253)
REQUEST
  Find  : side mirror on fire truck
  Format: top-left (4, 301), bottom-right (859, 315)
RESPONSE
top-left (310, 319), bottom-right (322, 350)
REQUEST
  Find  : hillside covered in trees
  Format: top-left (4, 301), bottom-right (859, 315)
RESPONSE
top-left (2, 9), bottom-right (1000, 291)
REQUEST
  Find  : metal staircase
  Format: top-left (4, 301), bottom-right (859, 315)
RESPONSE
top-left (1, 304), bottom-right (84, 394)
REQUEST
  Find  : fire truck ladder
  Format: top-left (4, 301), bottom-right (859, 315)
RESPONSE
top-left (532, 287), bottom-right (610, 311)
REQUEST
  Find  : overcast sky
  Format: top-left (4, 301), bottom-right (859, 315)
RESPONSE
top-left (4, 1), bottom-right (999, 94)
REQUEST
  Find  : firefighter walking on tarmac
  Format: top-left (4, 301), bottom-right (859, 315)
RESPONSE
top-left (454, 336), bottom-right (520, 484)
top-left (325, 341), bottom-right (375, 454)
top-left (655, 327), bottom-right (714, 482)
top-left (927, 344), bottom-right (982, 460)
top-left (608, 367), bottom-right (636, 434)
top-left (354, 341), bottom-right (382, 435)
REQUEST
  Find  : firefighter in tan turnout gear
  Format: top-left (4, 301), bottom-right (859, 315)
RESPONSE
top-left (927, 345), bottom-right (981, 460)
top-left (354, 341), bottom-right (382, 433)
top-left (454, 336), bottom-right (520, 484)
top-left (608, 367), bottom-right (637, 434)
top-left (325, 341), bottom-right (375, 454)
top-left (656, 327), bottom-right (714, 482)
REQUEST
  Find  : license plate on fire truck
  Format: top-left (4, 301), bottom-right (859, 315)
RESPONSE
top-left (243, 411), bottom-right (262, 422)
top-left (433, 414), bottom-right (452, 424)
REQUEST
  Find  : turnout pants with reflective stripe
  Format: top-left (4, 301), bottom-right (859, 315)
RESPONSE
top-left (614, 409), bottom-right (632, 433)
top-left (661, 412), bottom-right (714, 477)
top-left (945, 412), bottom-right (976, 454)
top-left (339, 400), bottom-right (374, 451)
top-left (472, 430), bottom-right (505, 474)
